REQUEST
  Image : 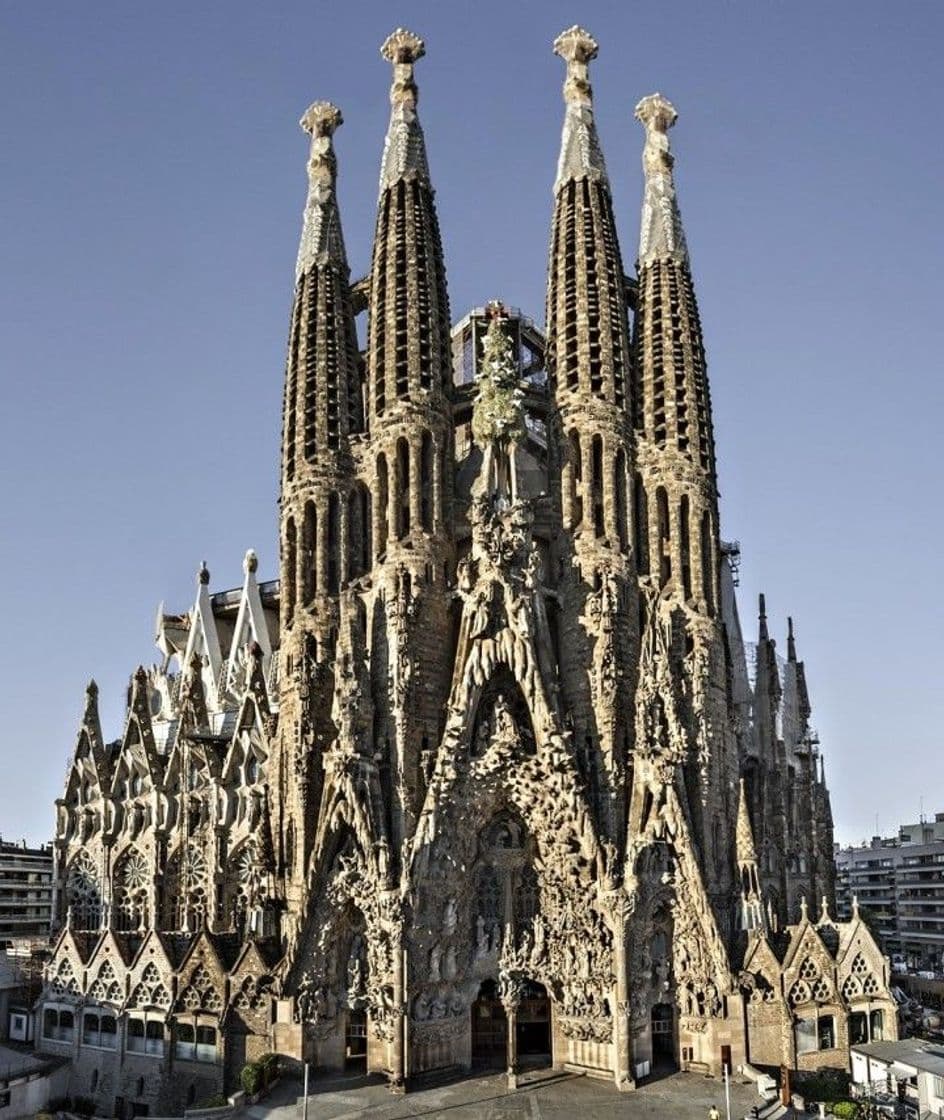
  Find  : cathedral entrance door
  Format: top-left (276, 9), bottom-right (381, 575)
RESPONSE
top-left (345, 1010), bottom-right (367, 1067)
top-left (516, 980), bottom-right (551, 1064)
top-left (471, 980), bottom-right (507, 1067)
top-left (651, 1002), bottom-right (677, 1071)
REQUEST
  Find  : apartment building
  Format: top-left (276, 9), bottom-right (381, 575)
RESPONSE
top-left (0, 839), bottom-right (54, 943)
top-left (836, 813), bottom-right (944, 972)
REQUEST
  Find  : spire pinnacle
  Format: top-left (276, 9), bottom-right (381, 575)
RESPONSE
top-left (736, 779), bottom-right (758, 867)
top-left (787, 616), bottom-right (797, 662)
top-left (635, 92), bottom-right (688, 265)
top-left (758, 593), bottom-right (769, 640)
top-left (296, 101), bottom-right (348, 280)
top-left (378, 29), bottom-right (430, 191)
top-left (553, 26), bottom-right (607, 192)
top-left (553, 26), bottom-right (598, 107)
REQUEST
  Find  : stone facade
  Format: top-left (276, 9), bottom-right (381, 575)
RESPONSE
top-left (37, 26), bottom-right (895, 1115)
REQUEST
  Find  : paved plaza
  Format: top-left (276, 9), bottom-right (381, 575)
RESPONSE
top-left (242, 1067), bottom-right (774, 1120)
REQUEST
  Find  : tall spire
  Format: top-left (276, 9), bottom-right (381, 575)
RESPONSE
top-left (368, 28), bottom-right (451, 416)
top-left (378, 29), bottom-right (431, 192)
top-left (552, 26), bottom-right (608, 191)
top-left (736, 778), bottom-right (758, 867)
top-left (546, 26), bottom-right (631, 410)
top-left (631, 93), bottom-right (716, 481)
top-left (787, 615), bottom-right (797, 662)
top-left (295, 102), bottom-right (348, 279)
top-left (736, 778), bottom-right (766, 933)
top-left (635, 94), bottom-right (688, 266)
top-left (282, 100), bottom-right (361, 493)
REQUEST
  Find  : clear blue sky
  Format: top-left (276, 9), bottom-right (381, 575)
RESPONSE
top-left (1, 1), bottom-right (941, 848)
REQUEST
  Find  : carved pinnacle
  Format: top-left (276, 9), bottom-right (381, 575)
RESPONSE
top-left (300, 100), bottom-right (343, 138)
top-left (635, 92), bottom-right (677, 134)
top-left (300, 101), bottom-right (341, 188)
top-left (553, 26), bottom-right (597, 107)
top-left (381, 28), bottom-right (425, 65)
top-left (381, 29), bottom-right (424, 108)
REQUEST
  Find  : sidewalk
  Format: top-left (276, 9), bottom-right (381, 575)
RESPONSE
top-left (240, 1066), bottom-right (768, 1119)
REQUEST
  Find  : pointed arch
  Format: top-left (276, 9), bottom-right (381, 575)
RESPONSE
top-left (113, 847), bottom-right (149, 931)
top-left (66, 850), bottom-right (101, 931)
top-left (469, 667), bottom-right (536, 757)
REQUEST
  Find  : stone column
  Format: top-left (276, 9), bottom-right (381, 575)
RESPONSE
top-left (500, 976), bottom-right (521, 1089)
top-left (602, 444), bottom-right (619, 544)
top-left (611, 899), bottom-right (635, 1091)
top-left (409, 439), bottom-right (422, 536)
top-left (389, 938), bottom-right (407, 1093)
top-left (316, 494), bottom-right (329, 594)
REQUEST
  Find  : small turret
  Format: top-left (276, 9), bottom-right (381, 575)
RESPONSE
top-left (736, 779), bottom-right (765, 933)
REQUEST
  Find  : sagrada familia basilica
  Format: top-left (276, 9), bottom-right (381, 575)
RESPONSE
top-left (38, 27), bottom-right (897, 1116)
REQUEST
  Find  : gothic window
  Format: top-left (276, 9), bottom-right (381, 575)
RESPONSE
top-left (789, 980), bottom-right (811, 1006)
top-left (656, 486), bottom-right (671, 587)
top-left (842, 974), bottom-right (861, 1001)
top-left (818, 1014), bottom-right (835, 1050)
top-left (851, 952), bottom-right (869, 976)
top-left (567, 430), bottom-right (583, 528)
top-left (700, 510), bottom-right (714, 615)
top-left (229, 840), bottom-right (267, 935)
top-left (376, 453), bottom-right (388, 556)
top-left (614, 449), bottom-right (628, 552)
top-left (302, 501), bottom-right (317, 603)
top-left (591, 435), bottom-right (604, 537)
top-left (515, 865), bottom-right (539, 928)
top-left (862, 973), bottom-right (880, 996)
top-left (178, 964), bottom-right (222, 1013)
top-left (395, 438), bottom-right (410, 539)
top-left (113, 847), bottom-right (149, 931)
top-left (420, 431), bottom-right (433, 531)
top-left (163, 843), bottom-right (209, 931)
top-left (327, 491), bottom-right (340, 594)
top-left (634, 475), bottom-right (650, 575)
top-left (87, 960), bottom-right (122, 1006)
top-left (234, 974), bottom-right (272, 1013)
top-left (66, 850), bottom-right (101, 931)
top-left (811, 976), bottom-right (831, 1002)
top-left (475, 865), bottom-right (502, 934)
top-left (285, 518), bottom-right (297, 620)
top-left (130, 962), bottom-right (170, 1010)
top-left (51, 958), bottom-right (80, 998)
top-left (679, 495), bottom-right (692, 599)
top-left (798, 956), bottom-right (819, 981)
